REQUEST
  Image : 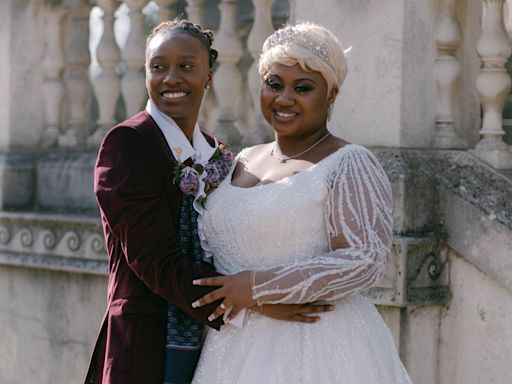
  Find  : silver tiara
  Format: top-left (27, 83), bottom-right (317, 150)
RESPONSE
top-left (266, 27), bottom-right (329, 65)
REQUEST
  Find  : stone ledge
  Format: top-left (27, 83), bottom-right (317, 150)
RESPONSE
top-left (441, 192), bottom-right (512, 294)
top-left (0, 251), bottom-right (108, 276)
top-left (0, 211), bottom-right (105, 261)
top-left (373, 148), bottom-right (512, 232)
top-left (0, 212), bottom-right (449, 306)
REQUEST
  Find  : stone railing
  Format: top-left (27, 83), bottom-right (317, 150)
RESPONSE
top-left (4, 0), bottom-right (512, 170)
top-left (1, 1), bottom-right (512, 383)
top-left (472, 0), bottom-right (512, 168)
top-left (433, 0), bottom-right (512, 169)
top-left (39, 0), bottom-right (289, 152)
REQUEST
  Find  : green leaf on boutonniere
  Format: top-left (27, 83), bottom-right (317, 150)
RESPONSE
top-left (173, 162), bottom-right (183, 185)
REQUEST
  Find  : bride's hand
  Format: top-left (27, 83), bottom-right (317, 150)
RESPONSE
top-left (192, 271), bottom-right (257, 321)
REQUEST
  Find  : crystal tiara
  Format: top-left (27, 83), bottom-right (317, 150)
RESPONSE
top-left (266, 27), bottom-right (330, 65)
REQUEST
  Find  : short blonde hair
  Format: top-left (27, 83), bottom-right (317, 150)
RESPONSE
top-left (258, 22), bottom-right (348, 95)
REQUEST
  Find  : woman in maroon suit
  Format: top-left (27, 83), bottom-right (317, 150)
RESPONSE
top-left (85, 20), bottom-right (331, 384)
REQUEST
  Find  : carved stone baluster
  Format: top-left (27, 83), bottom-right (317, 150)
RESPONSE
top-left (154, 0), bottom-right (177, 24)
top-left (121, 0), bottom-right (150, 118)
top-left (434, 0), bottom-right (465, 148)
top-left (243, 0), bottom-right (275, 145)
top-left (88, 0), bottom-right (122, 148)
top-left (503, 0), bottom-right (512, 136)
top-left (212, 0), bottom-right (242, 143)
top-left (474, 0), bottom-right (512, 168)
top-left (41, 7), bottom-right (66, 148)
top-left (60, 0), bottom-right (92, 148)
top-left (185, 0), bottom-right (206, 25)
top-left (184, 0), bottom-right (210, 130)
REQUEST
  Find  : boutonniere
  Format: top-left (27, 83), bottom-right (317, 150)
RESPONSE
top-left (173, 143), bottom-right (234, 206)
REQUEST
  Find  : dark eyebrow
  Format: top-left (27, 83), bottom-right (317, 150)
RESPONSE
top-left (178, 55), bottom-right (200, 60)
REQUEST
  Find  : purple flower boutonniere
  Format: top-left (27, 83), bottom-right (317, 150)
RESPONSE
top-left (173, 144), bottom-right (234, 207)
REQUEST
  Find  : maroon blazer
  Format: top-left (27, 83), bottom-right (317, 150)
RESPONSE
top-left (85, 111), bottom-right (223, 384)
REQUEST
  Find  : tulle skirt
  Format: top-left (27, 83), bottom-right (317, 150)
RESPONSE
top-left (192, 294), bottom-right (412, 384)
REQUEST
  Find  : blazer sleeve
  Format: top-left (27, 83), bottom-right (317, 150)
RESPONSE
top-left (94, 125), bottom-right (223, 329)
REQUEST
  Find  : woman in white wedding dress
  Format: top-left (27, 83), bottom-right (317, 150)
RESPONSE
top-left (191, 22), bottom-right (412, 384)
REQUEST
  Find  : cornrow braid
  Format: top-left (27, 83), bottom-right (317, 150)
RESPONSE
top-left (146, 19), bottom-right (218, 68)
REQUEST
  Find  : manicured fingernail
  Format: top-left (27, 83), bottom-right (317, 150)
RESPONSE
top-left (192, 279), bottom-right (201, 285)
top-left (208, 314), bottom-right (215, 321)
top-left (192, 301), bottom-right (199, 308)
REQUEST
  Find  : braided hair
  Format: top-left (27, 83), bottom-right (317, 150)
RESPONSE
top-left (146, 19), bottom-right (218, 68)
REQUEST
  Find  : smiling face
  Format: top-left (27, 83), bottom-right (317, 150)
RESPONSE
top-left (260, 63), bottom-right (335, 139)
top-left (145, 31), bottom-right (212, 132)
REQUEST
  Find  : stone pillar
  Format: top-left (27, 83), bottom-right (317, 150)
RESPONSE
top-left (0, 0), bottom-right (49, 208)
top-left (185, 0), bottom-right (206, 25)
top-left (503, 1), bottom-right (512, 138)
top-left (88, 0), bottom-right (122, 148)
top-left (154, 0), bottom-right (177, 24)
top-left (60, 0), bottom-right (93, 148)
top-left (42, 6), bottom-right (66, 148)
top-left (212, 0), bottom-right (243, 144)
top-left (473, 0), bottom-right (512, 169)
top-left (367, 236), bottom-right (449, 384)
top-left (243, 0), bottom-right (275, 145)
top-left (121, 0), bottom-right (149, 119)
top-left (184, 0), bottom-right (210, 130)
top-left (434, 0), bottom-right (465, 148)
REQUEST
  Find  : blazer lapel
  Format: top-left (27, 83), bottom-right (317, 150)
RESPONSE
top-left (135, 111), bottom-right (182, 221)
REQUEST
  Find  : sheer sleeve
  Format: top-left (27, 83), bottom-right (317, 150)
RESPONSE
top-left (251, 146), bottom-right (393, 304)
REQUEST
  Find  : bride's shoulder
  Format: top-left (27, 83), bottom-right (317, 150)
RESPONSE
top-left (332, 142), bottom-right (374, 159)
top-left (326, 142), bottom-right (382, 173)
top-left (237, 143), bottom-right (273, 163)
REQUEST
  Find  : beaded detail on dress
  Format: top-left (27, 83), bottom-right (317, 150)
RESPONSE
top-left (193, 144), bottom-right (411, 384)
top-left (200, 144), bottom-right (393, 304)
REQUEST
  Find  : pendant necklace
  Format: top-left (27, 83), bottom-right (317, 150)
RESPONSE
top-left (271, 132), bottom-right (331, 163)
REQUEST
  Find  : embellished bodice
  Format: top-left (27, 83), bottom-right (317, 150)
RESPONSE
top-left (200, 144), bottom-right (393, 305)
top-left (201, 149), bottom-right (335, 274)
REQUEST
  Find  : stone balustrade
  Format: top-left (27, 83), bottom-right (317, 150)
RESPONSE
top-left (27, 1), bottom-right (510, 163)
top-left (1, 1), bottom-right (512, 383)
top-left (473, 0), bottom-right (512, 168)
top-left (33, 0), bottom-right (512, 167)
top-left (37, 0), bottom-right (288, 153)
top-left (434, 0), bottom-right (464, 148)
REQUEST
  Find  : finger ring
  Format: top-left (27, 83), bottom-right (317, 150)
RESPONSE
top-left (219, 303), bottom-right (226, 310)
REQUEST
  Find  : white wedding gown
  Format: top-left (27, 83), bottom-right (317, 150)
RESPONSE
top-left (193, 144), bottom-right (412, 384)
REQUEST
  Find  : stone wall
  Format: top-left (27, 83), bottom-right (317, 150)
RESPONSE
top-left (439, 253), bottom-right (512, 384)
top-left (0, 266), bottom-right (106, 384)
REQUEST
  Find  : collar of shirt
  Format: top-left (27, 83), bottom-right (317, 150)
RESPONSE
top-left (146, 99), bottom-right (217, 164)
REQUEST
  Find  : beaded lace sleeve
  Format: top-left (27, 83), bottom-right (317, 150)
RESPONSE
top-left (251, 146), bottom-right (393, 304)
